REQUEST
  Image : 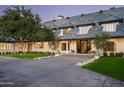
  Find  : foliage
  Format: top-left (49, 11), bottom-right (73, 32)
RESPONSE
top-left (115, 52), bottom-right (123, 57)
top-left (0, 6), bottom-right (54, 52)
top-left (48, 40), bottom-right (59, 51)
top-left (94, 32), bottom-right (110, 50)
top-left (103, 52), bottom-right (108, 57)
top-left (0, 52), bottom-right (53, 59)
top-left (94, 32), bottom-right (110, 56)
top-left (0, 6), bottom-right (42, 41)
top-left (109, 52), bottom-right (115, 57)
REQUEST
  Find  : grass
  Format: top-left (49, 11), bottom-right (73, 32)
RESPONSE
top-left (0, 53), bottom-right (51, 59)
top-left (83, 57), bottom-right (124, 82)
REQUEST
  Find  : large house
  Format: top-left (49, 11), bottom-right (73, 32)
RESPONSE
top-left (1, 7), bottom-right (124, 54)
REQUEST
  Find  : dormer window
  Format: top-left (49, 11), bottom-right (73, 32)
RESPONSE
top-left (101, 22), bottom-right (119, 32)
top-left (63, 28), bottom-right (71, 35)
top-left (78, 25), bottom-right (92, 34)
top-left (59, 28), bottom-right (71, 36)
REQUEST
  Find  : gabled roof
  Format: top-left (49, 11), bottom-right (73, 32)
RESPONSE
top-left (44, 7), bottom-right (124, 40)
top-left (44, 7), bottom-right (124, 29)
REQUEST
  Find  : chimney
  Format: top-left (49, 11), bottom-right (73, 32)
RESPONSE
top-left (99, 10), bottom-right (103, 13)
top-left (57, 15), bottom-right (64, 19)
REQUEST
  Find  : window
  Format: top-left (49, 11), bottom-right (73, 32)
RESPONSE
top-left (63, 28), bottom-right (70, 35)
top-left (61, 43), bottom-right (66, 51)
top-left (0, 43), bottom-right (12, 50)
top-left (101, 22), bottom-right (119, 32)
top-left (6, 43), bottom-right (12, 50)
top-left (36, 42), bottom-right (44, 49)
top-left (104, 41), bottom-right (115, 51)
top-left (78, 26), bottom-right (92, 34)
top-left (59, 28), bottom-right (71, 36)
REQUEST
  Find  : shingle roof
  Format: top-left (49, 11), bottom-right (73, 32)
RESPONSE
top-left (44, 7), bottom-right (124, 40)
top-left (44, 7), bottom-right (124, 28)
top-left (0, 37), bottom-right (16, 42)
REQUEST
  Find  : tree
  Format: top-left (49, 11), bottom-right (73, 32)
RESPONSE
top-left (44, 27), bottom-right (59, 53)
top-left (0, 6), bottom-right (54, 53)
top-left (94, 32), bottom-right (110, 56)
top-left (48, 41), bottom-right (59, 53)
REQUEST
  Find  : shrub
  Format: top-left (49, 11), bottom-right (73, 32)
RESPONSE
top-left (40, 52), bottom-right (43, 54)
top-left (2, 52), bottom-right (5, 55)
top-left (109, 52), bottom-right (115, 57)
top-left (52, 52), bottom-right (55, 55)
top-left (103, 52), bottom-right (108, 57)
top-left (6, 52), bottom-right (9, 54)
top-left (116, 52), bottom-right (123, 57)
top-left (11, 52), bottom-right (14, 54)
top-left (46, 52), bottom-right (49, 55)
top-left (18, 51), bottom-right (23, 54)
top-left (15, 52), bottom-right (18, 54)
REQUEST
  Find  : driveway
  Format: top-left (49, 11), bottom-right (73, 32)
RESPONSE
top-left (0, 55), bottom-right (124, 87)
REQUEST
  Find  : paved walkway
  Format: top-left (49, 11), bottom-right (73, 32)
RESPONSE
top-left (0, 55), bottom-right (124, 87)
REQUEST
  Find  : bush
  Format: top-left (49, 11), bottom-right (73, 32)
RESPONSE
top-left (116, 52), bottom-right (123, 57)
top-left (109, 52), bottom-right (115, 57)
top-left (18, 51), bottom-right (23, 54)
top-left (40, 52), bottom-right (43, 54)
top-left (2, 52), bottom-right (5, 55)
top-left (52, 52), bottom-right (55, 55)
top-left (103, 52), bottom-right (108, 57)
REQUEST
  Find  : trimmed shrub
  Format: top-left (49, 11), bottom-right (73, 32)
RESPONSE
top-left (2, 52), bottom-right (5, 55)
top-left (109, 52), bottom-right (115, 57)
top-left (15, 52), bottom-right (18, 54)
top-left (40, 52), bottom-right (43, 54)
top-left (103, 52), bottom-right (108, 57)
top-left (18, 51), bottom-right (23, 54)
top-left (11, 52), bottom-right (14, 54)
top-left (116, 52), bottom-right (123, 57)
top-left (52, 52), bottom-right (55, 55)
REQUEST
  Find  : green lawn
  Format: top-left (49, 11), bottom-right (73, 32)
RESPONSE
top-left (83, 57), bottom-right (124, 82)
top-left (0, 53), bottom-right (51, 59)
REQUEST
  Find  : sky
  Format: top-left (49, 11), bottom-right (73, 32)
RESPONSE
top-left (0, 5), bottom-right (124, 22)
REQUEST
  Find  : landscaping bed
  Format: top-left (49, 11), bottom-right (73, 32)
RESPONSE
top-left (83, 57), bottom-right (124, 82)
top-left (0, 52), bottom-right (54, 59)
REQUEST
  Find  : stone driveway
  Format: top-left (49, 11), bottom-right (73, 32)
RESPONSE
top-left (0, 55), bottom-right (124, 87)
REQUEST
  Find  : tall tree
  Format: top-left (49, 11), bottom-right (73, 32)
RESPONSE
top-left (94, 32), bottom-right (110, 56)
top-left (0, 6), bottom-right (54, 52)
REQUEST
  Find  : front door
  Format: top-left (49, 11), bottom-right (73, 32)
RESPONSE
top-left (76, 40), bottom-right (91, 53)
top-left (81, 40), bottom-right (91, 53)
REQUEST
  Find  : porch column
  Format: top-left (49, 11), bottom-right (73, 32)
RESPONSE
top-left (66, 41), bottom-right (69, 54)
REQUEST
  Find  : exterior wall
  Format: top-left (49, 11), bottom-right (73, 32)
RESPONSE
top-left (69, 40), bottom-right (77, 54)
top-left (90, 38), bottom-right (124, 53)
top-left (110, 38), bottom-right (124, 52)
top-left (0, 42), bottom-right (14, 53)
top-left (58, 41), bottom-right (69, 54)
top-left (30, 41), bottom-right (77, 54)
top-left (31, 42), bottom-right (53, 52)
top-left (58, 40), bottom-right (77, 54)
top-left (0, 38), bottom-right (124, 53)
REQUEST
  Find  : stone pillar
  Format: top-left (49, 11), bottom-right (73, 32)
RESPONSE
top-left (66, 41), bottom-right (69, 54)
